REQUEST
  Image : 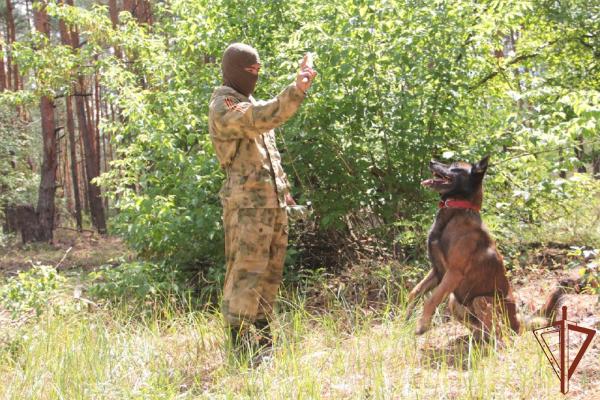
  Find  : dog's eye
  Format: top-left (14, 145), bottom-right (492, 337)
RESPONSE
top-left (450, 168), bottom-right (465, 173)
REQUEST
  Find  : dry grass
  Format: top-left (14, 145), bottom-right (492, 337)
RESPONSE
top-left (0, 263), bottom-right (598, 399)
top-left (0, 221), bottom-right (598, 399)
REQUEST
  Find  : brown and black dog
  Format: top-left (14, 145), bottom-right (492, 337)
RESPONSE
top-left (406, 156), bottom-right (563, 337)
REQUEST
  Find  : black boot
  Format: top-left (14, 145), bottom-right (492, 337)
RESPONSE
top-left (228, 324), bottom-right (251, 353)
top-left (254, 319), bottom-right (273, 349)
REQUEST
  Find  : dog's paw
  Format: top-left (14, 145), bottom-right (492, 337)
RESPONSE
top-left (415, 321), bottom-right (429, 335)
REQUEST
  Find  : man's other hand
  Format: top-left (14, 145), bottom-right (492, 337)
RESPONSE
top-left (285, 193), bottom-right (297, 206)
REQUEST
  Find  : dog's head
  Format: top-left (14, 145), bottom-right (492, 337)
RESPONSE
top-left (421, 156), bottom-right (489, 199)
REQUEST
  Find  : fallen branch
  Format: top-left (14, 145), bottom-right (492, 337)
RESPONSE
top-left (55, 246), bottom-right (72, 269)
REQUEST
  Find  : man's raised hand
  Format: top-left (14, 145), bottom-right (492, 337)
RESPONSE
top-left (295, 53), bottom-right (317, 93)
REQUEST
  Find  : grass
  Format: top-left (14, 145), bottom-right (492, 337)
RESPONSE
top-left (0, 278), bottom-right (570, 400)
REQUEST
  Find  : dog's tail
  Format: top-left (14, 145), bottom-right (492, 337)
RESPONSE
top-left (522, 278), bottom-right (578, 330)
top-left (537, 286), bottom-right (565, 321)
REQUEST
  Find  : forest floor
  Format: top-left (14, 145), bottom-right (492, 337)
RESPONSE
top-left (0, 233), bottom-right (598, 399)
top-left (0, 228), bottom-right (132, 274)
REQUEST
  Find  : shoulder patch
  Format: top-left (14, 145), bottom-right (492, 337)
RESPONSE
top-left (224, 97), bottom-right (249, 114)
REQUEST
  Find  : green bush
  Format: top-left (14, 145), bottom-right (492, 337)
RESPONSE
top-left (28, 0), bottom-right (597, 273)
top-left (87, 261), bottom-right (189, 305)
top-left (0, 265), bottom-right (65, 317)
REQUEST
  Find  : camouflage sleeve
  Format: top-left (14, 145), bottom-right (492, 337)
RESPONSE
top-left (283, 172), bottom-right (292, 194)
top-left (211, 84), bottom-right (305, 140)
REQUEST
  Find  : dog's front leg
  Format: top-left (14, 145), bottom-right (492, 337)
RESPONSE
top-left (416, 269), bottom-right (463, 335)
top-left (405, 269), bottom-right (439, 321)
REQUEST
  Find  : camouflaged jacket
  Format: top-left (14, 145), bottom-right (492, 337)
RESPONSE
top-left (209, 84), bottom-right (305, 209)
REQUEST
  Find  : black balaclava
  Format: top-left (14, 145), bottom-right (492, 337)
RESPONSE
top-left (221, 43), bottom-right (260, 97)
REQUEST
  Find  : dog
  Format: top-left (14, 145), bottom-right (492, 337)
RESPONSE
top-left (405, 156), bottom-right (563, 338)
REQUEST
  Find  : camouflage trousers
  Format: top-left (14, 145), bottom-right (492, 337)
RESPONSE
top-left (222, 207), bottom-right (288, 327)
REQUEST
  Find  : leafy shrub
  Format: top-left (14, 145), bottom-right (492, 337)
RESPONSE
top-left (567, 247), bottom-right (600, 296)
top-left (87, 261), bottom-right (188, 305)
top-left (37, 0), bottom-right (600, 273)
top-left (0, 105), bottom-right (39, 212)
top-left (0, 265), bottom-right (65, 317)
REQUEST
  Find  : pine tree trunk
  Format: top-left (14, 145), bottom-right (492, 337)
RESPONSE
top-left (123, 0), bottom-right (134, 17)
top-left (93, 73), bottom-right (101, 175)
top-left (575, 135), bottom-right (587, 173)
top-left (78, 123), bottom-right (90, 213)
top-left (63, 132), bottom-right (72, 214)
top-left (16, 205), bottom-right (43, 244)
top-left (58, 0), bottom-right (83, 231)
top-left (75, 81), bottom-right (106, 234)
top-left (2, 23), bottom-right (7, 89)
top-left (34, 1), bottom-right (57, 242)
top-left (2, 204), bottom-right (18, 233)
top-left (5, 0), bottom-right (19, 90)
top-left (138, 1), bottom-right (153, 25)
top-left (64, 1), bottom-right (106, 234)
top-left (108, 0), bottom-right (123, 59)
top-left (75, 85), bottom-right (106, 233)
top-left (66, 95), bottom-right (83, 230)
top-left (123, 1), bottom-right (153, 25)
top-left (0, 35), bottom-right (6, 91)
top-left (100, 100), bottom-right (109, 214)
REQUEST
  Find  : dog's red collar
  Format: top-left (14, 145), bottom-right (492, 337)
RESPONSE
top-left (438, 199), bottom-right (481, 212)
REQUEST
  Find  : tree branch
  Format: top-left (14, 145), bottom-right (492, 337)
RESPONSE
top-left (469, 38), bottom-right (562, 92)
top-left (469, 52), bottom-right (539, 91)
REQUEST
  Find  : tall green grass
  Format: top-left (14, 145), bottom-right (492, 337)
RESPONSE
top-left (0, 287), bottom-right (564, 400)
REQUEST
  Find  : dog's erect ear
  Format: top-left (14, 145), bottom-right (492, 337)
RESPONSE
top-left (472, 155), bottom-right (490, 175)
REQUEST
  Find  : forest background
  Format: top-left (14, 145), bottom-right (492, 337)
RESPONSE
top-left (0, 1), bottom-right (598, 398)
top-left (1, 0), bottom-right (599, 272)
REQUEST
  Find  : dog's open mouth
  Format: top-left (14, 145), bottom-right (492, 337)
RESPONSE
top-left (421, 172), bottom-right (452, 187)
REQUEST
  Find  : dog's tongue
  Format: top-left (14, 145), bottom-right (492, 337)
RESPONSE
top-left (421, 178), bottom-right (447, 186)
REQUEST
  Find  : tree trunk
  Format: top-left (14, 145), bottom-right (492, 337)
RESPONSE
top-left (5, 0), bottom-right (19, 90)
top-left (63, 131), bottom-right (72, 213)
top-left (2, 204), bottom-right (17, 233)
top-left (93, 72), bottom-right (101, 175)
top-left (575, 135), bottom-right (587, 173)
top-left (24, 0), bottom-right (33, 32)
top-left (2, 23), bottom-right (8, 90)
top-left (108, 0), bottom-right (123, 59)
top-left (101, 100), bottom-right (109, 214)
top-left (138, 1), bottom-right (153, 25)
top-left (34, 1), bottom-right (57, 242)
top-left (58, 6), bottom-right (83, 231)
top-left (75, 77), bottom-right (106, 233)
top-left (66, 95), bottom-right (83, 230)
top-left (124, 1), bottom-right (153, 25)
top-left (0, 34), bottom-right (6, 91)
top-left (559, 150), bottom-right (567, 179)
top-left (16, 205), bottom-right (43, 244)
top-left (64, 0), bottom-right (106, 234)
top-left (78, 122), bottom-right (90, 213)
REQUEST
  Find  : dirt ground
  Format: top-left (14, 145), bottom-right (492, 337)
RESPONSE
top-left (514, 267), bottom-right (600, 398)
top-left (0, 228), bottom-right (132, 275)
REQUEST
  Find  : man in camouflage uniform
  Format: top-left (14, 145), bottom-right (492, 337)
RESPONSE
top-left (208, 43), bottom-right (316, 348)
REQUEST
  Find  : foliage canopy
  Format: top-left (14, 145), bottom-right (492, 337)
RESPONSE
top-left (2, 0), bottom-right (598, 270)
